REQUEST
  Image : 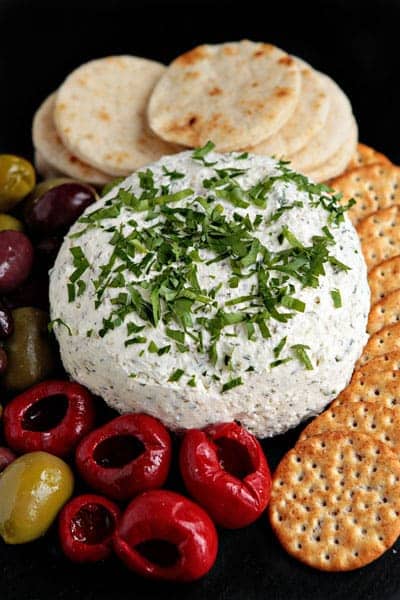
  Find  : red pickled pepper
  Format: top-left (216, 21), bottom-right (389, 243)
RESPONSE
top-left (3, 380), bottom-right (96, 457)
top-left (180, 421), bottom-right (272, 528)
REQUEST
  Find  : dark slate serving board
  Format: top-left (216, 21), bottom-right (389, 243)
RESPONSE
top-left (1, 0), bottom-right (400, 598)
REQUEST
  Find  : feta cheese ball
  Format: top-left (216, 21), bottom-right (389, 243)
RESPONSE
top-left (49, 151), bottom-right (369, 437)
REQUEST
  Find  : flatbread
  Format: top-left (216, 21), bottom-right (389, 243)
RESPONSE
top-left (346, 143), bottom-right (391, 172)
top-left (34, 150), bottom-right (62, 179)
top-left (54, 56), bottom-right (181, 176)
top-left (269, 431), bottom-right (400, 571)
top-left (330, 163), bottom-right (400, 225)
top-left (247, 58), bottom-right (330, 157)
top-left (288, 72), bottom-right (354, 173)
top-left (368, 256), bottom-right (400, 304)
top-left (367, 289), bottom-right (400, 334)
top-left (356, 206), bottom-right (400, 271)
top-left (299, 401), bottom-right (400, 460)
top-left (148, 41), bottom-right (301, 151)
top-left (33, 93), bottom-right (111, 185)
top-left (305, 120), bottom-right (357, 183)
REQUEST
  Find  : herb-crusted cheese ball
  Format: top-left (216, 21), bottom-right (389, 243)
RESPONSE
top-left (49, 147), bottom-right (369, 438)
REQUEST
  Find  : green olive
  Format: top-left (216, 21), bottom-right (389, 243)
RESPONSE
top-left (0, 214), bottom-right (23, 232)
top-left (3, 307), bottom-right (56, 391)
top-left (0, 451), bottom-right (74, 544)
top-left (0, 155), bottom-right (36, 212)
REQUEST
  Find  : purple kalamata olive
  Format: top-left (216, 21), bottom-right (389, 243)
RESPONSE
top-left (35, 236), bottom-right (62, 270)
top-left (2, 274), bottom-right (49, 312)
top-left (24, 179), bottom-right (97, 235)
top-left (0, 231), bottom-right (34, 293)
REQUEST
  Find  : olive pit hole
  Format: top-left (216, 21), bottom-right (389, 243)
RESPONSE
top-left (214, 436), bottom-right (255, 479)
top-left (22, 394), bottom-right (69, 432)
top-left (71, 503), bottom-right (115, 545)
top-left (135, 539), bottom-right (181, 568)
top-left (94, 434), bottom-right (145, 468)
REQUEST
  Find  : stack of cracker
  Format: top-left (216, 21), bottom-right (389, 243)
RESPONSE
top-left (270, 146), bottom-right (400, 571)
top-left (32, 41), bottom-right (359, 185)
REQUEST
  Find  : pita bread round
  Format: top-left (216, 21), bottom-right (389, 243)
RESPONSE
top-left (33, 93), bottom-right (111, 185)
top-left (247, 59), bottom-right (330, 157)
top-left (34, 150), bottom-right (62, 179)
top-left (148, 40), bottom-right (301, 151)
top-left (54, 56), bottom-right (181, 176)
top-left (288, 72), bottom-right (354, 172)
top-left (305, 119), bottom-right (358, 182)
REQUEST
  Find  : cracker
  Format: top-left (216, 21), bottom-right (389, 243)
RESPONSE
top-left (367, 290), bottom-right (400, 334)
top-left (33, 92), bottom-right (111, 185)
top-left (368, 256), bottom-right (400, 305)
top-left (353, 351), bottom-right (400, 380)
top-left (331, 163), bottom-right (400, 225)
top-left (299, 402), bottom-right (400, 459)
top-left (288, 72), bottom-right (354, 173)
top-left (305, 120), bottom-right (357, 183)
top-left (346, 143), bottom-right (391, 172)
top-left (54, 56), bottom-right (181, 176)
top-left (148, 41), bottom-right (301, 151)
top-left (356, 206), bottom-right (400, 271)
top-left (247, 57), bottom-right (330, 157)
top-left (333, 370), bottom-right (400, 409)
top-left (269, 431), bottom-right (400, 571)
top-left (357, 323), bottom-right (400, 366)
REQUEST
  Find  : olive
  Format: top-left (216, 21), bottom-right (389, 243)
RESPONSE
top-left (0, 231), bottom-right (34, 293)
top-left (0, 307), bottom-right (13, 338)
top-left (3, 307), bottom-right (56, 391)
top-left (0, 155), bottom-right (36, 212)
top-left (2, 274), bottom-right (49, 312)
top-left (0, 214), bottom-right (23, 232)
top-left (0, 451), bottom-right (74, 544)
top-left (24, 178), bottom-right (97, 235)
top-left (0, 447), bottom-right (15, 472)
top-left (35, 236), bottom-right (62, 270)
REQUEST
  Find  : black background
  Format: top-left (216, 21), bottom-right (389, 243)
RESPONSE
top-left (1, 0), bottom-right (400, 598)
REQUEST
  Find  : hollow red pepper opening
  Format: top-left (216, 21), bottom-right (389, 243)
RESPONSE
top-left (75, 414), bottom-right (172, 501)
top-left (3, 380), bottom-right (96, 457)
top-left (59, 493), bottom-right (120, 563)
top-left (113, 489), bottom-right (218, 582)
top-left (180, 421), bottom-right (272, 528)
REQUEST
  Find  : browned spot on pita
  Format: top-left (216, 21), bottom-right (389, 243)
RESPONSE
top-left (63, 127), bottom-right (71, 134)
top-left (175, 46), bottom-right (209, 66)
top-left (253, 43), bottom-right (274, 58)
top-left (77, 76), bottom-right (87, 86)
top-left (188, 116), bottom-right (197, 126)
top-left (222, 45), bottom-right (239, 56)
top-left (98, 109), bottom-right (111, 121)
top-left (278, 56), bottom-right (294, 66)
top-left (184, 70), bottom-right (200, 80)
top-left (69, 155), bottom-right (78, 164)
top-left (275, 87), bottom-right (291, 98)
top-left (208, 87), bottom-right (222, 96)
top-left (251, 81), bottom-right (259, 87)
top-left (57, 103), bottom-right (66, 111)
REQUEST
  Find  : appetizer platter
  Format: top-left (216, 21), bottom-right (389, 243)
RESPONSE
top-left (1, 37), bottom-right (400, 600)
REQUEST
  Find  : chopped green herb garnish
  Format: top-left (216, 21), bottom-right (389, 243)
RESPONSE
top-left (222, 376), bottom-right (243, 392)
top-left (48, 318), bottom-right (72, 336)
top-left (125, 336), bottom-right (147, 346)
top-left (273, 336), bottom-right (287, 358)
top-left (192, 141), bottom-right (216, 165)
top-left (291, 344), bottom-right (313, 370)
top-left (187, 375), bottom-right (196, 387)
top-left (331, 289), bottom-right (342, 308)
top-left (162, 166), bottom-right (185, 180)
top-left (270, 357), bottom-right (293, 368)
top-left (168, 368), bottom-right (185, 382)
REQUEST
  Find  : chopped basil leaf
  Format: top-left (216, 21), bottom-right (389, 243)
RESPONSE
top-left (331, 289), bottom-right (342, 308)
top-left (222, 376), bottom-right (243, 392)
